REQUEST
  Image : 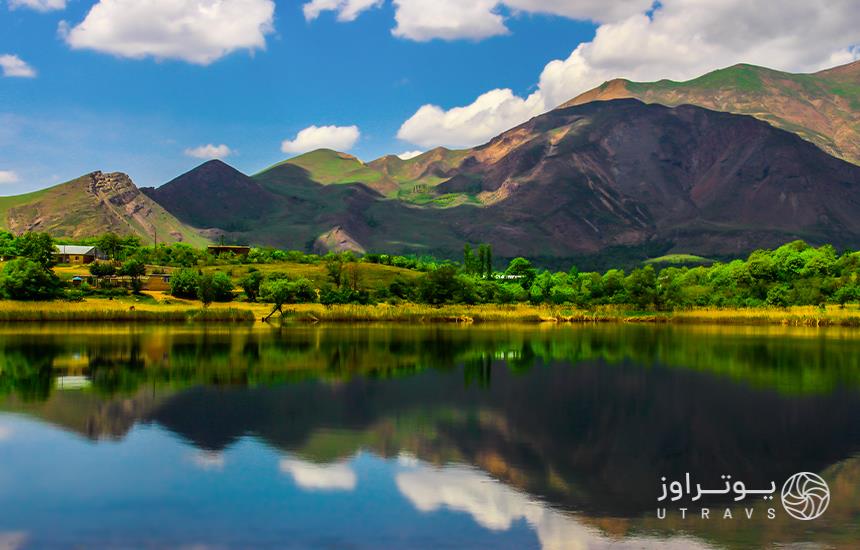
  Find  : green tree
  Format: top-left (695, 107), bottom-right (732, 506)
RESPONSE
top-left (197, 272), bottom-right (234, 305)
top-left (89, 261), bottom-right (116, 278)
top-left (260, 278), bottom-right (317, 320)
top-left (239, 269), bottom-right (264, 302)
top-left (419, 265), bottom-right (459, 305)
top-left (16, 232), bottom-right (55, 269)
top-left (96, 233), bottom-right (124, 260)
top-left (625, 266), bottom-right (657, 309)
top-left (120, 259), bottom-right (147, 293)
top-left (0, 258), bottom-right (61, 300)
top-left (170, 269), bottom-right (200, 299)
top-left (505, 257), bottom-right (536, 289)
top-left (325, 254), bottom-right (344, 288)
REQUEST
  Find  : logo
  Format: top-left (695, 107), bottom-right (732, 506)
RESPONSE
top-left (781, 472), bottom-right (830, 521)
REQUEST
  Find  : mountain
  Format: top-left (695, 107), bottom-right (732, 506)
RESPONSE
top-left (141, 159), bottom-right (281, 233)
top-left (0, 171), bottom-right (207, 245)
top-left (147, 99), bottom-right (860, 263)
top-left (563, 60), bottom-right (860, 165)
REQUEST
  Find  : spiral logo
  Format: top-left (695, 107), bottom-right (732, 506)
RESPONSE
top-left (781, 472), bottom-right (830, 520)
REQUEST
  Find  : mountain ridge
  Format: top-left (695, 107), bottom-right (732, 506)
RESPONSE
top-left (562, 60), bottom-right (860, 165)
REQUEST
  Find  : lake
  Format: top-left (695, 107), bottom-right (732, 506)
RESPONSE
top-left (0, 323), bottom-right (858, 549)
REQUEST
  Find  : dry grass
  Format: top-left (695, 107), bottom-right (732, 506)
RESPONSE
top-left (0, 298), bottom-right (858, 326)
top-left (0, 296), bottom-right (255, 323)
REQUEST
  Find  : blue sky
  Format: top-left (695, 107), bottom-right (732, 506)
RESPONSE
top-left (1, 0), bottom-right (858, 194)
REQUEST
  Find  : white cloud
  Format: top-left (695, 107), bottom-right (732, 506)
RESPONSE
top-left (397, 0), bottom-right (860, 148)
top-left (0, 171), bottom-right (20, 184)
top-left (8, 0), bottom-right (65, 11)
top-left (398, 88), bottom-right (544, 148)
top-left (304, 0), bottom-right (382, 22)
top-left (396, 462), bottom-right (709, 550)
top-left (0, 55), bottom-right (36, 78)
top-left (397, 150), bottom-right (423, 160)
top-left (281, 125), bottom-right (361, 155)
top-left (62, 0), bottom-right (275, 65)
top-left (303, 0), bottom-right (649, 40)
top-left (184, 143), bottom-right (232, 159)
top-left (279, 458), bottom-right (357, 491)
top-left (392, 0), bottom-right (507, 42)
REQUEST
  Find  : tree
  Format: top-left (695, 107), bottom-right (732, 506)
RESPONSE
top-left (325, 254), bottom-right (344, 288)
top-left (419, 265), bottom-right (459, 305)
top-left (260, 278), bottom-right (316, 321)
top-left (170, 269), bottom-right (200, 299)
top-left (239, 269), bottom-right (264, 302)
top-left (96, 233), bottom-right (124, 261)
top-left (16, 232), bottom-right (55, 269)
top-left (505, 257), bottom-right (536, 289)
top-left (625, 266), bottom-right (657, 309)
top-left (0, 231), bottom-right (17, 259)
top-left (197, 272), bottom-right (234, 306)
top-left (89, 261), bottom-right (116, 278)
top-left (120, 259), bottom-right (147, 293)
top-left (0, 258), bottom-right (61, 300)
top-left (463, 244), bottom-right (478, 275)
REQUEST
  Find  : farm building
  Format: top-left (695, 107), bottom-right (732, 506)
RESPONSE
top-left (54, 245), bottom-right (106, 265)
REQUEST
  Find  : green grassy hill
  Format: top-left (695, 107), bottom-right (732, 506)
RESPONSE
top-left (564, 60), bottom-right (860, 165)
top-left (0, 171), bottom-right (208, 246)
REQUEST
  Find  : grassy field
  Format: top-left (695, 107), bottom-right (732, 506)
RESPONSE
top-left (0, 295), bottom-right (859, 326)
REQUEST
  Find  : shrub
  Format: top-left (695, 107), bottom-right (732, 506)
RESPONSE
top-left (170, 269), bottom-right (200, 299)
top-left (0, 258), bottom-right (61, 301)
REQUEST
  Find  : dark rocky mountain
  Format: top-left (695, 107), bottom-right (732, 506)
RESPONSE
top-left (141, 159), bottom-right (282, 233)
top-left (144, 99), bottom-right (860, 264)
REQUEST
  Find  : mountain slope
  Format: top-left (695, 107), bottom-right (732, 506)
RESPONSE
top-left (0, 171), bottom-right (207, 245)
top-left (562, 61), bottom-right (860, 165)
top-left (141, 159), bottom-right (282, 233)
top-left (146, 100), bottom-right (860, 262)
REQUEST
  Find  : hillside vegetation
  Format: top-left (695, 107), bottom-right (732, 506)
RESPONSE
top-left (564, 60), bottom-right (860, 165)
top-left (0, 172), bottom-right (207, 246)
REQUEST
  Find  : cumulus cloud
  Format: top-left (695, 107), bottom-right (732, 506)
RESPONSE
top-left (303, 0), bottom-right (649, 40)
top-left (304, 0), bottom-right (382, 22)
top-left (0, 55), bottom-right (36, 78)
top-left (398, 88), bottom-right (544, 148)
top-left (396, 462), bottom-right (709, 549)
top-left (281, 125), bottom-right (361, 155)
top-left (0, 171), bottom-right (20, 184)
top-left (62, 0), bottom-right (275, 65)
top-left (397, 150), bottom-right (423, 160)
top-left (8, 0), bottom-right (65, 11)
top-left (397, 0), bottom-right (860, 148)
top-left (184, 143), bottom-right (232, 159)
top-left (279, 458), bottom-right (357, 491)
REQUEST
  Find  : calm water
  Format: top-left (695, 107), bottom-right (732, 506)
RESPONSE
top-left (0, 324), bottom-right (859, 549)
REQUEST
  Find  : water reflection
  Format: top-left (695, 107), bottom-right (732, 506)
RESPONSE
top-left (0, 324), bottom-right (858, 548)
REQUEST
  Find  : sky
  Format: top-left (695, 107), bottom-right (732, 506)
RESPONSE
top-left (1, 0), bottom-right (858, 195)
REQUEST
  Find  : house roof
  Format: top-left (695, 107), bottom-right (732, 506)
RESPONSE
top-left (55, 245), bottom-right (98, 255)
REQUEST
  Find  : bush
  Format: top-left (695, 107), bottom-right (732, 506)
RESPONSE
top-left (170, 269), bottom-right (200, 299)
top-left (197, 272), bottom-right (234, 305)
top-left (0, 258), bottom-right (61, 300)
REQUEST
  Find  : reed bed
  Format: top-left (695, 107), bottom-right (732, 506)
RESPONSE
top-left (0, 299), bottom-right (858, 326)
top-left (0, 300), bottom-right (255, 323)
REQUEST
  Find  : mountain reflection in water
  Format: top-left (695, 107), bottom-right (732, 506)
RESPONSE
top-left (0, 324), bottom-right (858, 549)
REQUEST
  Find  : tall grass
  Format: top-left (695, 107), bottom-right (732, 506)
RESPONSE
top-left (0, 300), bottom-right (254, 323)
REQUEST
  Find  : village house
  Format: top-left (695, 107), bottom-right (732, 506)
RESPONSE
top-left (54, 245), bottom-right (106, 265)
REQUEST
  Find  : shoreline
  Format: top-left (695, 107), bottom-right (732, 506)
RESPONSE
top-left (0, 299), bottom-right (859, 327)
